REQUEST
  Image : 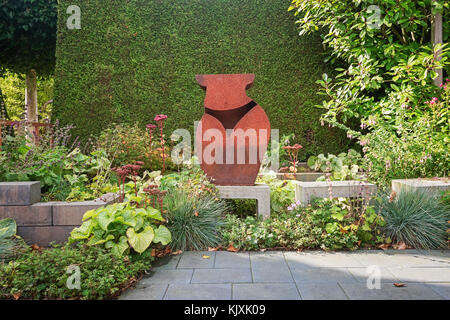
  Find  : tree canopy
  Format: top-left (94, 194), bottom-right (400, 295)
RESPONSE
top-left (0, 0), bottom-right (58, 76)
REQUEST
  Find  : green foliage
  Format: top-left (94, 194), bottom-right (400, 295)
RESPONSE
top-left (95, 123), bottom-right (176, 173)
top-left (0, 243), bottom-right (153, 300)
top-left (290, 0), bottom-right (450, 183)
top-left (69, 201), bottom-right (171, 257)
top-left (257, 171), bottom-right (296, 215)
top-left (362, 85), bottom-right (449, 186)
top-left (53, 0), bottom-right (349, 156)
top-left (164, 190), bottom-right (227, 251)
top-left (0, 129), bottom-right (114, 201)
top-left (0, 218), bottom-right (28, 262)
top-left (376, 190), bottom-right (450, 249)
top-left (307, 149), bottom-right (362, 181)
top-left (0, 71), bottom-right (54, 121)
top-left (222, 197), bottom-right (385, 251)
top-left (0, 0), bottom-right (58, 76)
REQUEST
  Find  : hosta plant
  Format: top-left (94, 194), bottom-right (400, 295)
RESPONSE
top-left (69, 200), bottom-right (171, 256)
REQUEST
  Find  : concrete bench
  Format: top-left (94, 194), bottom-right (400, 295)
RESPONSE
top-left (392, 178), bottom-right (450, 195)
top-left (294, 180), bottom-right (377, 205)
top-left (216, 183), bottom-right (270, 219)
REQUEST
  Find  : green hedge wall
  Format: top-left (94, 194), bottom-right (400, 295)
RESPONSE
top-left (53, 0), bottom-right (351, 158)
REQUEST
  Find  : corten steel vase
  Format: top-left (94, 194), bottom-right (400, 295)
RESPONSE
top-left (195, 74), bottom-right (270, 185)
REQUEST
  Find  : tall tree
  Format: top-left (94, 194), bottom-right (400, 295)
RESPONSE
top-left (0, 0), bottom-right (57, 123)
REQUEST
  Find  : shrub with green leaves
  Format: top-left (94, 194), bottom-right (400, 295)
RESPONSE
top-left (307, 149), bottom-right (363, 181)
top-left (256, 172), bottom-right (296, 215)
top-left (0, 218), bottom-right (28, 262)
top-left (376, 190), bottom-right (450, 249)
top-left (222, 197), bottom-right (386, 251)
top-left (0, 243), bottom-right (152, 300)
top-left (69, 201), bottom-right (171, 257)
top-left (290, 0), bottom-right (450, 184)
top-left (164, 190), bottom-right (227, 251)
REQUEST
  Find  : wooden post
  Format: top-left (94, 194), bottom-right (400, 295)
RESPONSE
top-left (432, 3), bottom-right (443, 87)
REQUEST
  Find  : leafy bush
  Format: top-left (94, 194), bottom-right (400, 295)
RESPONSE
top-left (0, 128), bottom-right (114, 201)
top-left (0, 243), bottom-right (153, 300)
top-left (222, 197), bottom-right (385, 251)
top-left (164, 190), bottom-right (227, 251)
top-left (290, 0), bottom-right (450, 184)
top-left (69, 201), bottom-right (171, 257)
top-left (95, 123), bottom-right (175, 173)
top-left (0, 218), bottom-right (28, 262)
top-left (307, 149), bottom-right (363, 181)
top-left (376, 190), bottom-right (450, 249)
top-left (256, 172), bottom-right (296, 215)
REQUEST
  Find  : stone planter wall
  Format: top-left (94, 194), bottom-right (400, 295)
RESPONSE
top-left (0, 182), bottom-right (118, 246)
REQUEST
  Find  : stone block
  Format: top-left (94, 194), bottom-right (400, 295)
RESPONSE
top-left (295, 180), bottom-right (377, 205)
top-left (392, 178), bottom-right (450, 195)
top-left (0, 181), bottom-right (40, 205)
top-left (17, 226), bottom-right (75, 246)
top-left (52, 200), bottom-right (109, 226)
top-left (217, 183), bottom-right (270, 218)
top-left (0, 202), bottom-right (52, 226)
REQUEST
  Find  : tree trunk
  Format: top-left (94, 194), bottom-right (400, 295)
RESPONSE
top-left (25, 69), bottom-right (38, 140)
top-left (432, 5), bottom-right (443, 87)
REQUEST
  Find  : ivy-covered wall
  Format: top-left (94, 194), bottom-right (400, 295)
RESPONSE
top-left (53, 0), bottom-right (350, 157)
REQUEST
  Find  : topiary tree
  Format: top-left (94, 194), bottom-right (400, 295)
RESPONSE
top-left (0, 0), bottom-right (58, 123)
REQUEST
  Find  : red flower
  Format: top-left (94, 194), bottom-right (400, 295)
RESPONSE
top-left (154, 114), bottom-right (168, 122)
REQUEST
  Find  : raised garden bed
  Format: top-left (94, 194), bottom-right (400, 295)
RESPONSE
top-left (0, 181), bottom-right (118, 246)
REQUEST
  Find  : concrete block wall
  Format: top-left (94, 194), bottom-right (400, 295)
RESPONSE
top-left (0, 182), bottom-right (118, 246)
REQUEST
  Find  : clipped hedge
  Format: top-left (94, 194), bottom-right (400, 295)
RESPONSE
top-left (53, 0), bottom-right (350, 157)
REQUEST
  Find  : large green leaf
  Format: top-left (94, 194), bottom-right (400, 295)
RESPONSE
top-left (0, 218), bottom-right (17, 239)
top-left (153, 225), bottom-right (172, 245)
top-left (107, 236), bottom-right (129, 257)
top-left (126, 226), bottom-right (154, 254)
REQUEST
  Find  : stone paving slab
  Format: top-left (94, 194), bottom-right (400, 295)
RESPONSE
top-left (140, 269), bottom-right (193, 284)
top-left (285, 251), bottom-right (363, 269)
top-left (119, 250), bottom-right (450, 300)
top-left (191, 268), bottom-right (252, 284)
top-left (252, 266), bottom-right (294, 283)
top-left (232, 283), bottom-right (300, 300)
top-left (297, 283), bottom-right (348, 300)
top-left (291, 268), bottom-right (357, 283)
top-left (388, 267), bottom-right (450, 283)
top-left (164, 284), bottom-right (232, 300)
top-left (425, 283), bottom-right (450, 299)
top-left (347, 267), bottom-right (400, 283)
top-left (214, 251), bottom-right (250, 269)
top-left (177, 251), bottom-right (216, 269)
top-left (339, 282), bottom-right (444, 300)
top-left (119, 284), bottom-right (168, 300)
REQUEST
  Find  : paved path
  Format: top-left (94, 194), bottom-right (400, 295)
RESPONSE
top-left (120, 249), bottom-right (450, 300)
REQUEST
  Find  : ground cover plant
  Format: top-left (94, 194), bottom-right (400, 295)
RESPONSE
top-left (222, 197), bottom-right (386, 251)
top-left (0, 242), bottom-right (153, 300)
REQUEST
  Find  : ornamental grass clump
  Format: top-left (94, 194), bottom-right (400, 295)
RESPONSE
top-left (164, 190), bottom-right (227, 251)
top-left (376, 190), bottom-right (450, 249)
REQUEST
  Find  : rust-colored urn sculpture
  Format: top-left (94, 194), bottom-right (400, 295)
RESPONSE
top-left (195, 74), bottom-right (270, 185)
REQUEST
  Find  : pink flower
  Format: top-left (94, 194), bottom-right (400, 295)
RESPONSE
top-left (154, 114), bottom-right (168, 122)
top-left (146, 124), bottom-right (157, 129)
